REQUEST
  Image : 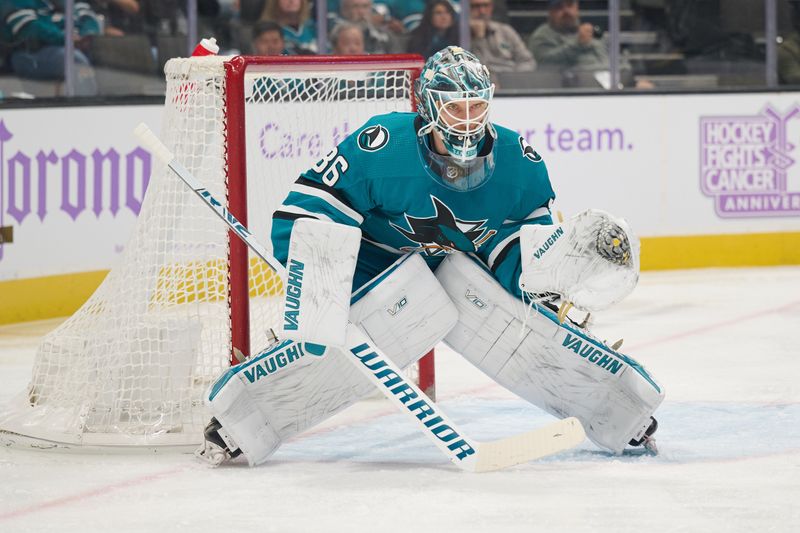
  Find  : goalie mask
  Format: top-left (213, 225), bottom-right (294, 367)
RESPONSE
top-left (415, 47), bottom-right (497, 190)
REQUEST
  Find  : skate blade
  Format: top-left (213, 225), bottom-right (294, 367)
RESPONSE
top-left (643, 436), bottom-right (659, 455)
top-left (195, 441), bottom-right (230, 467)
top-left (622, 437), bottom-right (659, 457)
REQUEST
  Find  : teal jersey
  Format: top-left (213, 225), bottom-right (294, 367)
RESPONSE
top-left (374, 0), bottom-right (427, 21)
top-left (1, 0), bottom-right (101, 47)
top-left (271, 112), bottom-right (555, 297)
top-left (282, 20), bottom-right (317, 53)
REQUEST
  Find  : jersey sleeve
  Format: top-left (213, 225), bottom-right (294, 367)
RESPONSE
top-left (270, 123), bottom-right (374, 266)
top-left (477, 146), bottom-right (555, 298)
top-left (482, 203), bottom-right (553, 298)
top-left (75, 2), bottom-right (101, 36)
top-left (3, 2), bottom-right (65, 45)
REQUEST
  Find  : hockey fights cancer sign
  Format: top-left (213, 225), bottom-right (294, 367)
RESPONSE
top-left (700, 105), bottom-right (800, 218)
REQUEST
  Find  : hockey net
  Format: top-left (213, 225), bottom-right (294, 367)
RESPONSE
top-left (0, 55), bottom-right (429, 448)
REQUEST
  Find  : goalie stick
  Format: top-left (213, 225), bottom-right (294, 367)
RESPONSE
top-left (134, 123), bottom-right (585, 472)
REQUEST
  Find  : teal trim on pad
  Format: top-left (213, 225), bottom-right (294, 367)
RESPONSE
top-left (462, 251), bottom-right (660, 393)
top-left (208, 339), bottom-right (294, 401)
top-left (536, 304), bottom-right (662, 394)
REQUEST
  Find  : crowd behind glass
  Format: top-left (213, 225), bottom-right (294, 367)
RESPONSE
top-left (0, 0), bottom-right (797, 99)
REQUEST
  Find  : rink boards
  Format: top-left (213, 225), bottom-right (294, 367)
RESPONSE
top-left (1, 91), bottom-right (799, 322)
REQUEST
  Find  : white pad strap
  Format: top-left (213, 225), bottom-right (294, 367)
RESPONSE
top-left (519, 209), bottom-right (640, 311)
top-left (437, 252), bottom-right (663, 454)
top-left (280, 219), bottom-right (361, 347)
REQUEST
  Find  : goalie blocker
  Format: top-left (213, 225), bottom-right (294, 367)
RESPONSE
top-left (436, 252), bottom-right (664, 454)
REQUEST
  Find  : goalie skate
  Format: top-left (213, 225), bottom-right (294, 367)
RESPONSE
top-left (627, 416), bottom-right (659, 455)
top-left (195, 417), bottom-right (242, 466)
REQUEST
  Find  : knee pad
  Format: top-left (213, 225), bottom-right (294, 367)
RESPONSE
top-left (435, 252), bottom-right (664, 454)
top-left (350, 253), bottom-right (458, 366)
top-left (208, 253), bottom-right (458, 465)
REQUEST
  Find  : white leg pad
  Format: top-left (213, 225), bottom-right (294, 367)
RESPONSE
top-left (206, 340), bottom-right (321, 463)
top-left (435, 252), bottom-right (664, 454)
top-left (280, 219), bottom-right (361, 347)
top-left (207, 253), bottom-right (458, 465)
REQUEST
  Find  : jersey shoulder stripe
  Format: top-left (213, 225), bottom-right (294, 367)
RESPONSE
top-left (292, 177), bottom-right (363, 224)
top-left (503, 205), bottom-right (551, 225)
top-left (274, 210), bottom-right (321, 222)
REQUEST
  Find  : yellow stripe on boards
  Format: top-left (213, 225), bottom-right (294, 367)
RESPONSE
top-left (0, 270), bottom-right (109, 324)
top-left (149, 258), bottom-right (283, 305)
top-left (640, 232), bottom-right (800, 270)
top-left (1, 232), bottom-right (799, 324)
top-left (0, 256), bottom-right (285, 325)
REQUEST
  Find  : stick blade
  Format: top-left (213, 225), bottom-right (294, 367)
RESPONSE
top-left (470, 417), bottom-right (585, 473)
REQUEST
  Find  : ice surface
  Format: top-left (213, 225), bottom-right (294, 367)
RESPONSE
top-left (1, 267), bottom-right (798, 532)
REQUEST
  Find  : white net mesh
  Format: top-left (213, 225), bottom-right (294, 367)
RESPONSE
top-left (0, 56), bottom-right (419, 447)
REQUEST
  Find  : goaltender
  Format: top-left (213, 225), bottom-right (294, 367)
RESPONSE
top-left (197, 47), bottom-right (663, 466)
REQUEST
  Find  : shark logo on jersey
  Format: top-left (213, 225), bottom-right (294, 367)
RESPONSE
top-left (519, 137), bottom-right (543, 163)
top-left (390, 195), bottom-right (496, 256)
top-left (358, 124), bottom-right (390, 152)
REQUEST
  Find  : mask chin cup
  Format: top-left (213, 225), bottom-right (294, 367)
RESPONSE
top-left (441, 133), bottom-right (480, 162)
top-left (419, 138), bottom-right (496, 192)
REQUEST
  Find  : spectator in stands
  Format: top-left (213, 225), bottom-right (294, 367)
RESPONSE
top-left (407, 0), bottom-right (459, 59)
top-left (528, 0), bottom-right (653, 89)
top-left (252, 20), bottom-right (288, 55)
top-left (259, 0), bottom-right (317, 54)
top-left (527, 0), bottom-right (607, 72)
top-left (373, 0), bottom-right (426, 32)
top-left (478, 0), bottom-right (509, 24)
top-left (373, 0), bottom-right (512, 32)
top-left (469, 0), bottom-right (536, 77)
top-left (330, 22), bottom-right (366, 55)
top-left (779, 1), bottom-right (800, 85)
top-left (0, 0), bottom-right (101, 95)
top-left (330, 0), bottom-right (398, 54)
top-left (330, 22), bottom-right (390, 98)
top-left (250, 20), bottom-right (319, 99)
